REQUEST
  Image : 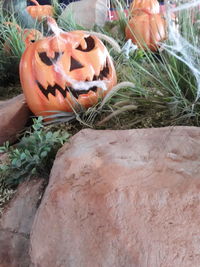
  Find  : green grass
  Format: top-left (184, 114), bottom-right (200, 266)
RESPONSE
top-left (0, 14), bottom-right (24, 86)
top-left (0, 0), bottom-right (200, 211)
top-left (0, 0), bottom-right (200, 127)
top-left (74, 1), bottom-right (200, 128)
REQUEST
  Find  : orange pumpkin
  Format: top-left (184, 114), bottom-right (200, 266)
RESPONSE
top-left (27, 0), bottom-right (53, 21)
top-left (126, 0), bottom-right (166, 51)
top-left (23, 28), bottom-right (43, 47)
top-left (20, 30), bottom-right (117, 116)
top-left (130, 0), bottom-right (160, 14)
top-left (3, 22), bottom-right (42, 53)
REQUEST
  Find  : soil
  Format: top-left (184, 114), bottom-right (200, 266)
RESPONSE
top-left (0, 85), bottom-right (22, 101)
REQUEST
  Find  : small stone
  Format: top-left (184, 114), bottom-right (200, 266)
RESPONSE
top-left (0, 178), bottom-right (46, 267)
top-left (0, 94), bottom-right (30, 146)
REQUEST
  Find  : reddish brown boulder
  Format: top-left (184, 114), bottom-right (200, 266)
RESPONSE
top-left (0, 178), bottom-right (45, 267)
top-left (30, 127), bottom-right (200, 267)
top-left (0, 94), bottom-right (30, 145)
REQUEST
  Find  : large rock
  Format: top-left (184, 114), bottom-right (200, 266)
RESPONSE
top-left (30, 127), bottom-right (200, 267)
top-left (0, 94), bottom-right (30, 145)
top-left (0, 178), bottom-right (45, 267)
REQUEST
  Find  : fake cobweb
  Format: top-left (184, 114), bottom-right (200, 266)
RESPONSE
top-left (161, 0), bottom-right (200, 103)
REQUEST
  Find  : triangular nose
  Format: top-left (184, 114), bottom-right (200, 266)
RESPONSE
top-left (70, 57), bottom-right (84, 71)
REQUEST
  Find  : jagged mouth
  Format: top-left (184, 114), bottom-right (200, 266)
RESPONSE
top-left (36, 60), bottom-right (110, 100)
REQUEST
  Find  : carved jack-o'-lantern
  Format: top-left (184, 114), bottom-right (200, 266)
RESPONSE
top-left (20, 29), bottom-right (117, 116)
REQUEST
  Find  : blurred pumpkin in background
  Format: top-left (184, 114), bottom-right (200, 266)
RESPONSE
top-left (3, 22), bottom-right (43, 53)
top-left (130, 0), bottom-right (160, 14)
top-left (126, 0), bottom-right (166, 51)
top-left (2, 0), bottom-right (36, 28)
top-left (26, 0), bottom-right (54, 21)
top-left (20, 21), bottom-right (117, 117)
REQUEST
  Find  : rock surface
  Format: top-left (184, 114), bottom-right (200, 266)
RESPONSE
top-left (0, 178), bottom-right (45, 267)
top-left (0, 94), bottom-right (30, 146)
top-left (30, 127), bottom-right (200, 267)
top-left (0, 153), bottom-right (14, 217)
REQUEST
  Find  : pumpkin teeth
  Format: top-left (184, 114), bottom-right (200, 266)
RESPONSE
top-left (48, 80), bottom-right (56, 88)
top-left (37, 81), bottom-right (98, 100)
top-left (96, 60), bottom-right (106, 77)
top-left (57, 80), bottom-right (66, 91)
top-left (37, 82), bottom-right (66, 99)
top-left (93, 58), bottom-right (109, 81)
top-left (67, 86), bottom-right (98, 99)
top-left (42, 80), bottom-right (49, 90)
top-left (85, 74), bottom-right (93, 82)
top-left (100, 62), bottom-right (105, 72)
top-left (55, 89), bottom-right (65, 103)
top-left (37, 57), bottom-right (110, 100)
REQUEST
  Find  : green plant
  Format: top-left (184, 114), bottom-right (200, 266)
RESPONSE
top-left (78, 1), bottom-right (200, 128)
top-left (0, 116), bottom-right (70, 187)
top-left (0, 13), bottom-right (25, 86)
top-left (122, 6), bottom-right (200, 126)
top-left (1, 0), bottom-right (200, 129)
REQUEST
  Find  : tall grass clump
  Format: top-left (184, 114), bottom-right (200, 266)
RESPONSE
top-left (1, 0), bottom-right (200, 128)
top-left (0, 13), bottom-right (25, 85)
top-left (83, 0), bottom-right (200, 128)
top-left (128, 3), bottom-right (200, 126)
top-left (0, 117), bottom-right (70, 187)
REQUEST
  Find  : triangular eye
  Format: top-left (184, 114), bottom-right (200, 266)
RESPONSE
top-left (76, 36), bottom-right (95, 52)
top-left (38, 52), bottom-right (63, 66)
top-left (70, 57), bottom-right (84, 71)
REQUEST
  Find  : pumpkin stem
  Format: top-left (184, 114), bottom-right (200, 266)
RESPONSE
top-left (29, 0), bottom-right (40, 6)
top-left (47, 17), bottom-right (63, 35)
top-left (84, 31), bottom-right (121, 53)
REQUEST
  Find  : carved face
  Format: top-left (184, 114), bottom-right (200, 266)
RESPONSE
top-left (20, 31), bottom-right (117, 116)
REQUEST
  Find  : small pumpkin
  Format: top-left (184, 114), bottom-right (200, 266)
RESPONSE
top-left (3, 22), bottom-right (42, 53)
top-left (27, 0), bottom-right (53, 21)
top-left (126, 0), bottom-right (166, 51)
top-left (130, 0), bottom-right (160, 14)
top-left (23, 28), bottom-right (43, 47)
top-left (20, 26), bottom-right (117, 116)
